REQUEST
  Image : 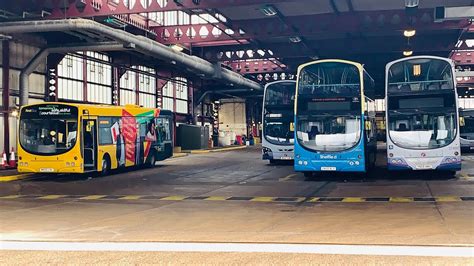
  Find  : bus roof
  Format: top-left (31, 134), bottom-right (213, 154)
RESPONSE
top-left (296, 59), bottom-right (364, 74)
top-left (385, 55), bottom-right (454, 71)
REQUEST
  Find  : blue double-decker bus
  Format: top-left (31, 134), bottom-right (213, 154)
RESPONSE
top-left (294, 59), bottom-right (377, 177)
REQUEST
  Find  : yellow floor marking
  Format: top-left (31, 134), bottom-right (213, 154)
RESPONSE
top-left (250, 197), bottom-right (276, 202)
top-left (211, 146), bottom-right (246, 152)
top-left (342, 197), bottom-right (366, 203)
top-left (204, 196), bottom-right (229, 201)
top-left (172, 153), bottom-right (188, 158)
top-left (0, 195), bottom-right (21, 199)
top-left (159, 196), bottom-right (186, 201)
top-left (436, 196), bottom-right (462, 202)
top-left (459, 173), bottom-right (473, 180)
top-left (390, 197), bottom-right (413, 203)
top-left (307, 197), bottom-right (320, 202)
top-left (120, 195), bottom-right (143, 200)
top-left (294, 197), bottom-right (307, 202)
top-left (189, 150), bottom-right (210, 154)
top-left (279, 174), bottom-right (298, 182)
top-left (39, 195), bottom-right (66, 200)
top-left (80, 195), bottom-right (107, 200)
top-left (0, 174), bottom-right (34, 182)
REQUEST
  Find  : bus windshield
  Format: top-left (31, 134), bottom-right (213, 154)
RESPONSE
top-left (388, 111), bottom-right (457, 149)
top-left (296, 62), bottom-right (362, 152)
top-left (263, 82), bottom-right (295, 145)
top-left (19, 104), bottom-right (78, 155)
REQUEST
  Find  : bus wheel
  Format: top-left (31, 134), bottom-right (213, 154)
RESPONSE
top-left (148, 154), bottom-right (156, 168)
top-left (101, 157), bottom-right (110, 176)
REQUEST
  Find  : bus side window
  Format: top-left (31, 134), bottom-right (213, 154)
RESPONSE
top-left (140, 122), bottom-right (147, 138)
top-left (98, 117), bottom-right (113, 145)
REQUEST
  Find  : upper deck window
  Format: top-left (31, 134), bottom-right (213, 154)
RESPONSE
top-left (387, 58), bottom-right (454, 94)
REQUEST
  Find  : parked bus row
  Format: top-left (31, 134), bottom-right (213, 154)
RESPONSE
top-left (262, 56), bottom-right (462, 176)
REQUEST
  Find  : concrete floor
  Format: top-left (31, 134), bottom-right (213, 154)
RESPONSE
top-left (0, 146), bottom-right (473, 263)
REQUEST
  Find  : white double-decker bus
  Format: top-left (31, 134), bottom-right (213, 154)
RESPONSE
top-left (262, 80), bottom-right (296, 163)
top-left (385, 56), bottom-right (461, 173)
top-left (460, 109), bottom-right (474, 152)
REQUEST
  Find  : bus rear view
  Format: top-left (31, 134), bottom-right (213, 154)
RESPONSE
top-left (294, 60), bottom-right (377, 177)
top-left (262, 80), bottom-right (296, 163)
top-left (385, 56), bottom-right (461, 172)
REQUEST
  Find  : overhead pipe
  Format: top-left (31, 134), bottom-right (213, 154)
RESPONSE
top-left (19, 42), bottom-right (125, 106)
top-left (0, 19), bottom-right (262, 104)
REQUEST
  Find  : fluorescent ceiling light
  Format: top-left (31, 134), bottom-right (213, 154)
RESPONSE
top-left (259, 5), bottom-right (278, 16)
top-left (405, 0), bottom-right (419, 8)
top-left (404, 29), bottom-right (416, 37)
top-left (289, 36), bottom-right (302, 43)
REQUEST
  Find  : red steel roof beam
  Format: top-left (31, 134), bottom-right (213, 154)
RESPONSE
top-left (155, 9), bottom-right (469, 46)
top-left (46, 0), bottom-right (297, 19)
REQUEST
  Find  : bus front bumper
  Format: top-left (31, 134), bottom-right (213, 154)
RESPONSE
top-left (17, 162), bottom-right (83, 174)
top-left (387, 157), bottom-right (461, 171)
top-left (294, 159), bottom-right (366, 172)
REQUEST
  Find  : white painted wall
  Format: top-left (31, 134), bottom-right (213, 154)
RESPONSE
top-left (219, 98), bottom-right (247, 136)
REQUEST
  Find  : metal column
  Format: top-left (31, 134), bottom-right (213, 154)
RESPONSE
top-left (2, 40), bottom-right (10, 154)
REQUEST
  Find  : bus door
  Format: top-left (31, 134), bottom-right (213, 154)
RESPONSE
top-left (82, 119), bottom-right (98, 170)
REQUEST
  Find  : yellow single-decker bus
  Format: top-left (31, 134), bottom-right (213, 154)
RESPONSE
top-left (18, 102), bottom-right (174, 174)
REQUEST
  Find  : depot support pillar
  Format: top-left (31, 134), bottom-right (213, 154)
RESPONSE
top-left (2, 40), bottom-right (10, 155)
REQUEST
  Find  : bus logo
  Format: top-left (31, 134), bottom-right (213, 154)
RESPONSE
top-left (320, 155), bottom-right (337, 159)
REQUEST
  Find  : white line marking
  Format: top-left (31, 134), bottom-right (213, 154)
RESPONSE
top-left (0, 242), bottom-right (473, 257)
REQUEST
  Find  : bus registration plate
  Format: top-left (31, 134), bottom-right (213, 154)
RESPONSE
top-left (280, 156), bottom-right (292, 160)
top-left (321, 167), bottom-right (336, 171)
top-left (40, 168), bottom-right (54, 172)
top-left (415, 165), bottom-right (432, 170)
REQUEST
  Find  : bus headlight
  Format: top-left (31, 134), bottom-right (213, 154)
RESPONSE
top-left (390, 158), bottom-right (407, 166)
top-left (262, 147), bottom-right (272, 154)
top-left (303, 161), bottom-right (308, 165)
top-left (355, 161), bottom-right (360, 165)
top-left (298, 160), bottom-right (303, 165)
top-left (349, 161), bottom-right (354, 166)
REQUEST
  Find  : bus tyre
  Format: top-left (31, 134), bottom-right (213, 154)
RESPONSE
top-left (148, 154), bottom-right (156, 168)
top-left (101, 157), bottom-right (110, 176)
